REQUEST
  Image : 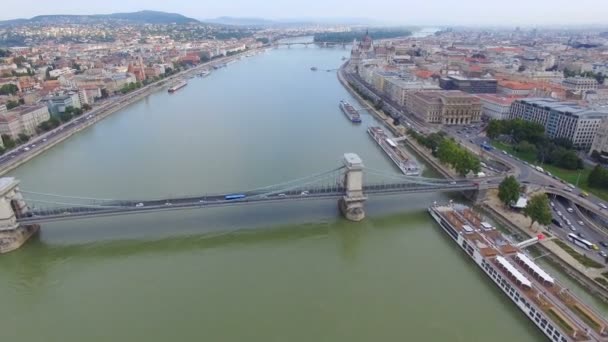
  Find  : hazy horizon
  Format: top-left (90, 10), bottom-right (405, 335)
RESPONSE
top-left (1, 0), bottom-right (607, 27)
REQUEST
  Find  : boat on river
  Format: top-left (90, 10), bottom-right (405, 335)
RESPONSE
top-left (428, 202), bottom-right (608, 342)
top-left (339, 100), bottom-right (362, 123)
top-left (168, 81), bottom-right (187, 93)
top-left (367, 126), bottom-right (420, 176)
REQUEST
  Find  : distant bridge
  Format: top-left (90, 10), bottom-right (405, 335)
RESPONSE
top-left (273, 41), bottom-right (347, 48)
top-left (0, 153), bottom-right (495, 226)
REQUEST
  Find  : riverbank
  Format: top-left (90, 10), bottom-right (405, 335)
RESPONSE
top-left (338, 60), bottom-right (608, 303)
top-left (481, 191), bottom-right (608, 303)
top-left (0, 48), bottom-right (261, 177)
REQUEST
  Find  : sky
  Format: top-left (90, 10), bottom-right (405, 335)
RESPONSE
top-left (1, 0), bottom-right (607, 26)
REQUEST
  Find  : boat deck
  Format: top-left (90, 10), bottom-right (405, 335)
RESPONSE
top-left (434, 204), bottom-right (608, 341)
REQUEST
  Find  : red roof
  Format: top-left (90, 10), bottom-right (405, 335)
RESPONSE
top-left (475, 94), bottom-right (519, 106)
top-left (415, 70), bottom-right (434, 79)
top-left (498, 81), bottom-right (536, 90)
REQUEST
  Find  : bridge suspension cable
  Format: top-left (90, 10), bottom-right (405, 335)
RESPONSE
top-left (239, 166), bottom-right (345, 194)
top-left (24, 198), bottom-right (127, 209)
top-left (363, 168), bottom-right (457, 186)
top-left (20, 190), bottom-right (118, 202)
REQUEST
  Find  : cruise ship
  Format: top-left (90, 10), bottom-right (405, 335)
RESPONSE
top-left (168, 81), bottom-right (187, 93)
top-left (367, 127), bottom-right (420, 176)
top-left (428, 202), bottom-right (608, 342)
top-left (339, 100), bottom-right (362, 123)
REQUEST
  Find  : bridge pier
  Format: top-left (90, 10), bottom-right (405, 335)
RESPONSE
top-left (0, 177), bottom-right (38, 254)
top-left (339, 153), bottom-right (367, 221)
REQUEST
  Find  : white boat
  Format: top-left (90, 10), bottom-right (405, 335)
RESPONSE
top-left (428, 203), bottom-right (608, 342)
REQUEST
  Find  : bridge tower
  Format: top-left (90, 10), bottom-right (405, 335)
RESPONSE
top-left (0, 177), bottom-right (38, 254)
top-left (339, 153), bottom-right (367, 221)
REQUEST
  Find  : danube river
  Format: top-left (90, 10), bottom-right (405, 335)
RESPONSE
top-left (0, 39), bottom-right (605, 341)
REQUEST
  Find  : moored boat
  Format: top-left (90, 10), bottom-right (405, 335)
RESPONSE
top-left (168, 81), bottom-right (187, 93)
top-left (339, 100), bottom-right (362, 123)
top-left (367, 126), bottom-right (420, 176)
top-left (428, 202), bottom-right (608, 342)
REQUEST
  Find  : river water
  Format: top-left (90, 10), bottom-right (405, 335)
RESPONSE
top-left (0, 38), bottom-right (605, 342)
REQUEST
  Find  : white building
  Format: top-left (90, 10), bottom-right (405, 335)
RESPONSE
top-left (383, 78), bottom-right (440, 107)
top-left (562, 77), bottom-right (599, 92)
top-left (11, 105), bottom-right (51, 136)
top-left (49, 67), bottom-right (75, 79)
top-left (476, 94), bottom-right (516, 120)
top-left (590, 118), bottom-right (608, 158)
top-left (510, 98), bottom-right (608, 150)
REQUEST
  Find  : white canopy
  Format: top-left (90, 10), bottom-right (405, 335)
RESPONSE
top-left (516, 252), bottom-right (555, 284)
top-left (496, 256), bottom-right (532, 288)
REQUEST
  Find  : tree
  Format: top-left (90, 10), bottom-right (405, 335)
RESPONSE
top-left (514, 140), bottom-right (537, 155)
top-left (82, 103), bottom-right (92, 111)
top-left (0, 84), bottom-right (18, 95)
top-left (498, 176), bottom-right (520, 207)
top-left (485, 120), bottom-right (503, 139)
top-left (59, 112), bottom-right (72, 123)
top-left (523, 194), bottom-right (552, 229)
top-left (6, 100), bottom-right (19, 110)
top-left (17, 133), bottom-right (29, 144)
top-left (1, 134), bottom-right (15, 149)
top-left (100, 88), bottom-right (109, 99)
top-left (588, 165), bottom-right (608, 189)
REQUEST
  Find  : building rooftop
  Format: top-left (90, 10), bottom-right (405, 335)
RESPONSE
top-left (444, 75), bottom-right (497, 82)
top-left (517, 98), bottom-right (608, 119)
top-left (7, 104), bottom-right (46, 116)
top-left (476, 94), bottom-right (518, 106)
top-left (498, 81), bottom-right (536, 90)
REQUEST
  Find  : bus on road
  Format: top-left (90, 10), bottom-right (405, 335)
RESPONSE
top-left (568, 233), bottom-right (599, 251)
top-left (225, 194), bottom-right (246, 200)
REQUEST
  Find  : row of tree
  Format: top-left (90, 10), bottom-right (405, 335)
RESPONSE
top-left (36, 104), bottom-right (91, 134)
top-left (498, 176), bottom-right (552, 228)
top-left (486, 119), bottom-right (583, 170)
top-left (408, 130), bottom-right (481, 176)
top-left (120, 82), bottom-right (143, 94)
top-left (486, 119), bottom-right (545, 144)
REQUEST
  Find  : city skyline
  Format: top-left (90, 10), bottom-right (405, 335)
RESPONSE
top-left (1, 0), bottom-right (607, 27)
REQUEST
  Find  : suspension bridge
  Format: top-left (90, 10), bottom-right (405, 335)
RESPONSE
top-left (1, 154), bottom-right (495, 227)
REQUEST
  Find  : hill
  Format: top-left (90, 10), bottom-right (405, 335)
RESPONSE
top-left (0, 10), bottom-right (199, 26)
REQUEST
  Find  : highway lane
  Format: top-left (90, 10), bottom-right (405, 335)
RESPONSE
top-left (548, 195), bottom-right (608, 263)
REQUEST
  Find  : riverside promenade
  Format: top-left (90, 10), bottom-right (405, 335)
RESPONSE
top-left (0, 49), bottom-right (259, 176)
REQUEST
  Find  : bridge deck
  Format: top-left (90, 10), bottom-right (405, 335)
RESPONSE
top-left (19, 181), bottom-right (485, 224)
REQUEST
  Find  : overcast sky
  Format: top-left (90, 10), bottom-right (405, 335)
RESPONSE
top-left (1, 0), bottom-right (607, 26)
